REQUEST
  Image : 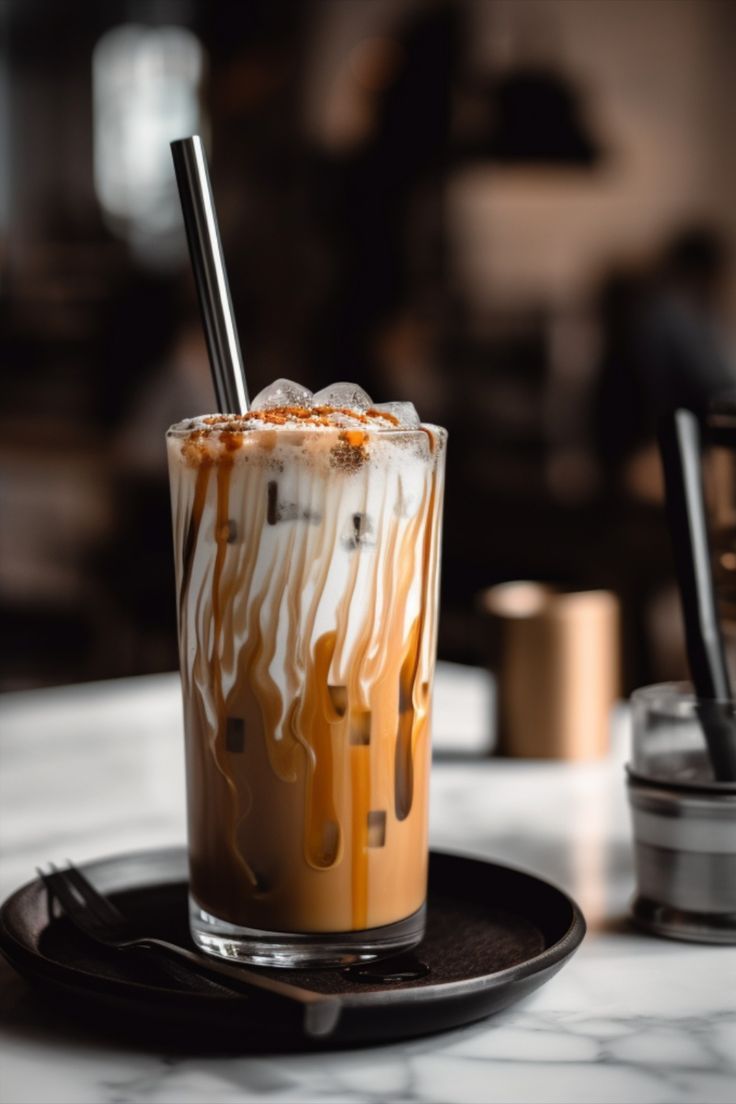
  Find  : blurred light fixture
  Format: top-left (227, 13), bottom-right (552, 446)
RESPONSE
top-left (92, 24), bottom-right (207, 267)
top-left (456, 64), bottom-right (602, 167)
top-left (465, 0), bottom-right (602, 167)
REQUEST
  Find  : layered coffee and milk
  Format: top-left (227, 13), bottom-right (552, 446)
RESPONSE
top-left (167, 380), bottom-right (446, 935)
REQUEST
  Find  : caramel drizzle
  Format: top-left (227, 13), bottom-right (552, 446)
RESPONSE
top-left (395, 447), bottom-right (438, 821)
top-left (178, 461), bottom-right (211, 629)
top-left (333, 470), bottom-right (374, 926)
top-left (211, 460), bottom-right (259, 889)
top-left (395, 619), bottom-right (420, 822)
top-left (301, 631), bottom-right (341, 869)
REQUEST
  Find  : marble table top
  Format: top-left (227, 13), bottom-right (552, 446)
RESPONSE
top-left (0, 664), bottom-right (734, 1104)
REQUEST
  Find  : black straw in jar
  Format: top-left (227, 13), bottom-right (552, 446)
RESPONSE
top-left (658, 408), bottom-right (736, 781)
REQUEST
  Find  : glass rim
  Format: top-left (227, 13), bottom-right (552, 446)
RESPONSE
top-left (630, 681), bottom-right (736, 709)
top-left (626, 762), bottom-right (736, 797)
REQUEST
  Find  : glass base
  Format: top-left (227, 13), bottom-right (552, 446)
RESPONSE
top-left (189, 896), bottom-right (427, 968)
top-left (631, 895), bottom-right (736, 945)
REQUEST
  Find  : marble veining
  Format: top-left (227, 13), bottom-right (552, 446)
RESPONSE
top-left (0, 670), bottom-right (734, 1104)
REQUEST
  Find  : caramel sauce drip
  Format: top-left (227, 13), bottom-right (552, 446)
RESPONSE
top-left (178, 461), bottom-right (211, 625)
top-left (350, 736), bottom-right (371, 929)
top-left (210, 460), bottom-right (259, 891)
top-left (395, 619), bottom-right (420, 821)
top-left (396, 460), bottom-right (437, 820)
top-left (211, 460), bottom-right (232, 653)
top-left (301, 631), bottom-right (341, 869)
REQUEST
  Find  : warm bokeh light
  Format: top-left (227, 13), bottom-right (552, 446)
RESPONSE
top-left (92, 24), bottom-right (207, 267)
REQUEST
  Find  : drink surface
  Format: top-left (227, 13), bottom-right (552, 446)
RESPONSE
top-left (167, 381), bottom-right (446, 933)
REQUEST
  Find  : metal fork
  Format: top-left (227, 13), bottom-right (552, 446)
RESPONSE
top-left (37, 862), bottom-right (341, 1039)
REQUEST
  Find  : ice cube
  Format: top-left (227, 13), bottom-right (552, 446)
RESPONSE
top-left (251, 378), bottom-right (313, 410)
top-left (366, 810), bottom-right (386, 847)
top-left (342, 511), bottom-right (374, 549)
top-left (225, 717), bottom-right (246, 753)
top-left (394, 465), bottom-right (423, 518)
top-left (313, 382), bottom-right (373, 411)
top-left (349, 711), bottom-right (371, 746)
top-left (317, 820), bottom-right (340, 866)
top-left (327, 685), bottom-right (347, 719)
top-left (370, 401), bottom-right (420, 428)
top-left (267, 481), bottom-right (320, 525)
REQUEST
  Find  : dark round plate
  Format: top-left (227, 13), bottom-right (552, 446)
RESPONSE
top-left (0, 848), bottom-right (585, 1050)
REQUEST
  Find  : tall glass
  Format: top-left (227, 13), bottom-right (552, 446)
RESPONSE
top-left (167, 415), bottom-right (446, 967)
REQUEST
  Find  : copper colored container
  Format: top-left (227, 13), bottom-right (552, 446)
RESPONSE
top-left (478, 583), bottom-right (619, 760)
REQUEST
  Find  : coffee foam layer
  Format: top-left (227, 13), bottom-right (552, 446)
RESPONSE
top-left (167, 410), bottom-right (446, 474)
top-left (171, 405), bottom-right (406, 433)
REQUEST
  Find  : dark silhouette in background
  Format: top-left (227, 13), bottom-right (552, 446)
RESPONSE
top-left (310, 2), bottom-right (456, 391)
top-left (595, 227), bottom-right (735, 496)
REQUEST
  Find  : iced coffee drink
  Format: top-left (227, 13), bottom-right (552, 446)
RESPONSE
top-left (167, 380), bottom-right (446, 966)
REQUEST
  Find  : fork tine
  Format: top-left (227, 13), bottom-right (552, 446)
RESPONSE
top-left (40, 867), bottom-right (90, 924)
top-left (47, 862), bottom-right (84, 904)
top-left (62, 862), bottom-right (126, 925)
top-left (36, 866), bottom-right (57, 919)
top-left (37, 865), bottom-right (116, 947)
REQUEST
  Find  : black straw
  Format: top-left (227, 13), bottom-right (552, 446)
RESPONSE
top-left (170, 136), bottom-right (249, 415)
top-left (658, 408), bottom-right (736, 780)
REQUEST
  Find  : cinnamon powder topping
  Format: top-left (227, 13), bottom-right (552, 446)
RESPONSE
top-left (330, 430), bottom-right (369, 470)
top-left (175, 405), bottom-right (406, 467)
top-left (197, 405), bottom-right (401, 429)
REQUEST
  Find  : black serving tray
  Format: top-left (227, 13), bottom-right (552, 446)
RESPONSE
top-left (0, 847), bottom-right (585, 1050)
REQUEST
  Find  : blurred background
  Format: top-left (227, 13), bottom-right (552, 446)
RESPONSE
top-left (2, 0), bottom-right (736, 692)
